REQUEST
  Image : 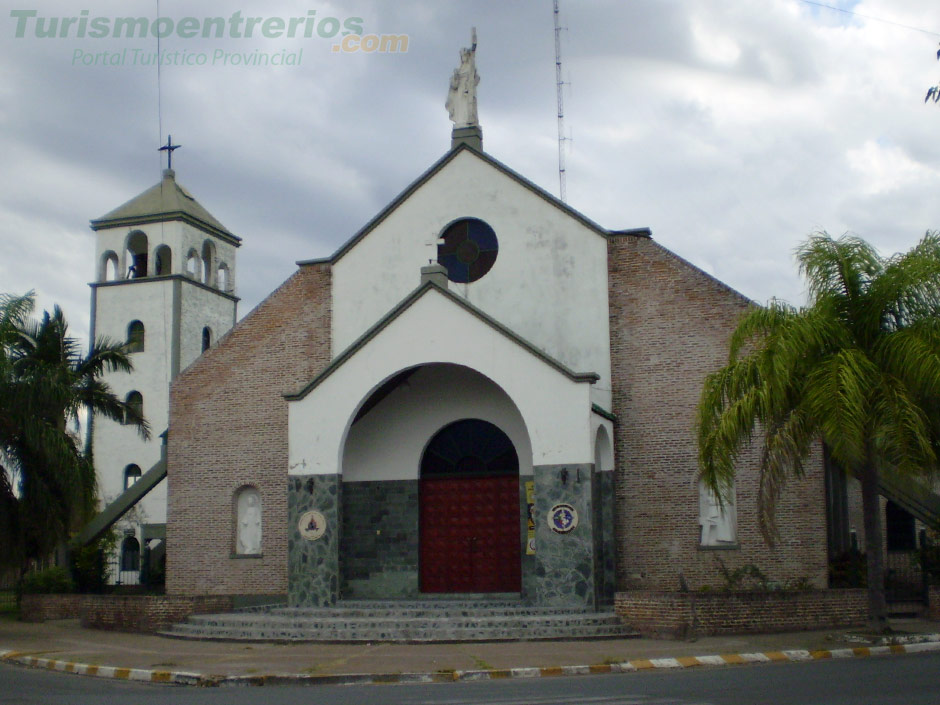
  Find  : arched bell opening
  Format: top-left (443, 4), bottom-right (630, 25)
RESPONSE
top-left (124, 231), bottom-right (148, 278)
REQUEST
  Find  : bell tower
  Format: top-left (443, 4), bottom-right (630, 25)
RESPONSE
top-left (88, 153), bottom-right (240, 577)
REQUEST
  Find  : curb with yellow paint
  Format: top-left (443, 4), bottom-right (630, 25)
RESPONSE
top-left (3, 639), bottom-right (940, 688)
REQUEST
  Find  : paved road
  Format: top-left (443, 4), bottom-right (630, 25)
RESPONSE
top-left (2, 652), bottom-right (938, 704)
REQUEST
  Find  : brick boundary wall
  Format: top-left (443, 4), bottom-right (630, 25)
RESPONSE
top-left (19, 594), bottom-right (84, 622)
top-left (615, 589), bottom-right (868, 638)
top-left (19, 594), bottom-right (233, 632)
top-left (930, 586), bottom-right (940, 621)
top-left (80, 595), bottom-right (233, 632)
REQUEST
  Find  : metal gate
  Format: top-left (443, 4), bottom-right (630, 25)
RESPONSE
top-left (885, 549), bottom-right (928, 612)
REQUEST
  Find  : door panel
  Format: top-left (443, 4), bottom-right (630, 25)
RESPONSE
top-left (420, 475), bottom-right (521, 593)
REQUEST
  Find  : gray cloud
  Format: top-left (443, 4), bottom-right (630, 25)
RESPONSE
top-left (3, 0), bottom-right (939, 342)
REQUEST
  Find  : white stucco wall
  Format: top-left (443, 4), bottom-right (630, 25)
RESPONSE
top-left (343, 363), bottom-right (533, 482)
top-left (92, 280), bottom-right (174, 522)
top-left (178, 281), bottom-right (237, 373)
top-left (330, 150), bottom-right (612, 411)
top-left (288, 288), bottom-right (595, 476)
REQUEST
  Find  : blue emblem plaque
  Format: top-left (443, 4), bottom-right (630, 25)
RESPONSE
top-left (548, 503), bottom-right (578, 534)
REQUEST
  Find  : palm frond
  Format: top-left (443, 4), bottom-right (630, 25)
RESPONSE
top-left (797, 232), bottom-right (882, 305)
top-left (757, 404), bottom-right (814, 544)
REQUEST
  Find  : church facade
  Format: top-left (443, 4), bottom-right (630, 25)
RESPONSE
top-left (161, 134), bottom-right (829, 607)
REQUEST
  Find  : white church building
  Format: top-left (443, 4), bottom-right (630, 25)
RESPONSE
top-left (88, 39), bottom-right (832, 608)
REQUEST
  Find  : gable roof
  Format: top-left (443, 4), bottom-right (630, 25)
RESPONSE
top-left (91, 169), bottom-right (241, 245)
top-left (297, 143), bottom-right (622, 267)
top-left (285, 279), bottom-right (600, 402)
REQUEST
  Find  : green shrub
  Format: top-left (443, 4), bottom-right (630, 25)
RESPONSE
top-left (70, 531), bottom-right (116, 593)
top-left (20, 567), bottom-right (74, 594)
top-left (714, 557), bottom-right (769, 591)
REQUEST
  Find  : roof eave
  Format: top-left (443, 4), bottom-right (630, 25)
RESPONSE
top-left (90, 212), bottom-right (242, 246)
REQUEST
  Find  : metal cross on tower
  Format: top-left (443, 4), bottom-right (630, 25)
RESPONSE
top-left (159, 135), bottom-right (181, 170)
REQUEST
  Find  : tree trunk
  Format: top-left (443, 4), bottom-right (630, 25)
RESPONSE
top-left (860, 460), bottom-right (890, 632)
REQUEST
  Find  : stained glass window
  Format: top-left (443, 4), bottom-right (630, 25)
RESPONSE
top-left (437, 218), bottom-right (498, 283)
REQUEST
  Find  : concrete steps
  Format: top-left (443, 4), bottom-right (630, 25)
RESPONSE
top-left (160, 599), bottom-right (638, 643)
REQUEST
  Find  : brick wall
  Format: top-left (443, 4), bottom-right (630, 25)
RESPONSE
top-left (19, 594), bottom-right (232, 631)
top-left (19, 594), bottom-right (83, 622)
top-left (167, 262), bottom-right (332, 595)
top-left (607, 234), bottom-right (828, 591)
top-left (80, 595), bottom-right (232, 632)
top-left (929, 586), bottom-right (940, 621)
top-left (615, 589), bottom-right (867, 638)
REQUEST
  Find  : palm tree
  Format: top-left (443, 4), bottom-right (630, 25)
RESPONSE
top-left (0, 292), bottom-right (149, 574)
top-left (697, 232), bottom-right (940, 632)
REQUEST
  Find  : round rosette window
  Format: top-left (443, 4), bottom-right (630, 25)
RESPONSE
top-left (437, 218), bottom-right (498, 284)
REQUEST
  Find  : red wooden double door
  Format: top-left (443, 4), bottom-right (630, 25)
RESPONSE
top-left (419, 475), bottom-right (521, 593)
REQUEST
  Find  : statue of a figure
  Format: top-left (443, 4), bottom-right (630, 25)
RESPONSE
top-left (699, 483), bottom-right (735, 546)
top-left (446, 28), bottom-right (479, 128)
top-left (237, 489), bottom-right (262, 554)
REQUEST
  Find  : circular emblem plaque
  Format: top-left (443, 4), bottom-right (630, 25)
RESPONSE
top-left (548, 503), bottom-right (578, 534)
top-left (298, 510), bottom-right (326, 541)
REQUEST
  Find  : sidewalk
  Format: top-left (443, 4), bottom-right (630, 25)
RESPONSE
top-left (2, 616), bottom-right (939, 687)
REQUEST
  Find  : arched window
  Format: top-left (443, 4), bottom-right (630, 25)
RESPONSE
top-left (124, 391), bottom-right (143, 425)
top-left (125, 231), bottom-right (148, 279)
top-left (100, 251), bottom-right (119, 282)
top-left (201, 326), bottom-right (212, 352)
top-left (217, 262), bottom-right (229, 292)
top-left (594, 425), bottom-right (614, 472)
top-left (154, 245), bottom-right (172, 275)
top-left (124, 464), bottom-right (142, 490)
top-left (186, 249), bottom-right (200, 278)
top-left (235, 486), bottom-right (262, 555)
top-left (201, 240), bottom-right (216, 286)
top-left (120, 536), bottom-right (140, 572)
top-left (421, 419), bottom-right (519, 477)
top-left (126, 320), bottom-right (145, 353)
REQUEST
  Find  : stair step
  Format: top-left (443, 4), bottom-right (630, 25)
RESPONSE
top-left (163, 601), bottom-right (638, 643)
top-left (261, 606), bottom-right (593, 618)
top-left (162, 624), bottom-right (637, 643)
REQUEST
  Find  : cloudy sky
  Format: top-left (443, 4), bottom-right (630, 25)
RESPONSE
top-left (2, 0), bottom-right (939, 344)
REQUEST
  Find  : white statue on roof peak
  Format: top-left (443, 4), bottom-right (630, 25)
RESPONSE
top-left (446, 28), bottom-right (479, 128)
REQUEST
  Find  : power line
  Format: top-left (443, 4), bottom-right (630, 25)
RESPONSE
top-left (798, 0), bottom-right (940, 37)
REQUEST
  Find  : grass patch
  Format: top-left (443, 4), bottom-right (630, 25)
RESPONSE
top-left (472, 657), bottom-right (494, 670)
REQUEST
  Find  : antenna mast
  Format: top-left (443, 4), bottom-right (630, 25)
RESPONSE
top-left (553, 0), bottom-right (567, 202)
